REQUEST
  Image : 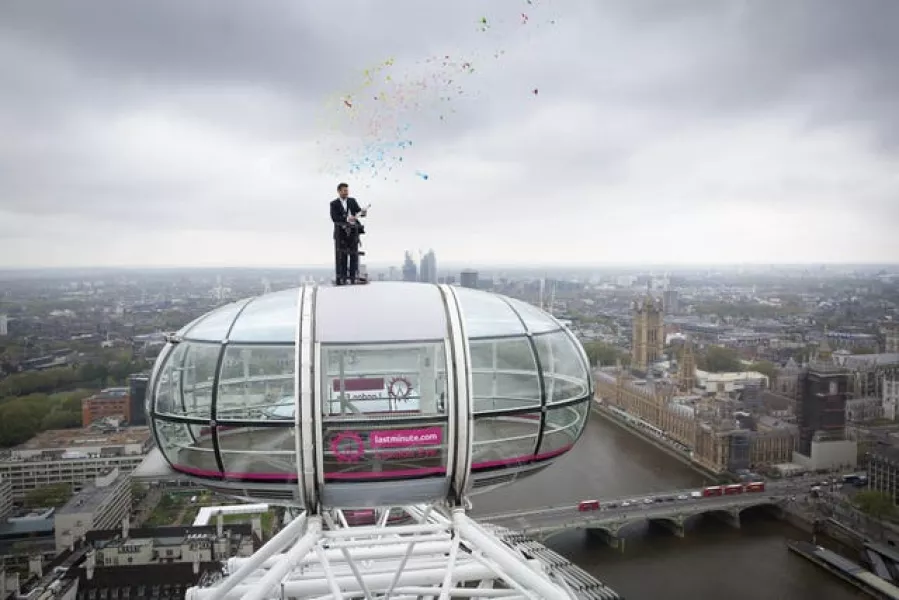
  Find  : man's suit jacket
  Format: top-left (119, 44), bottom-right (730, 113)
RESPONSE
top-left (331, 198), bottom-right (362, 240)
top-left (330, 197), bottom-right (363, 239)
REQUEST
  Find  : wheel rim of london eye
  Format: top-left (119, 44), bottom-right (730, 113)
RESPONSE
top-left (147, 282), bottom-right (593, 511)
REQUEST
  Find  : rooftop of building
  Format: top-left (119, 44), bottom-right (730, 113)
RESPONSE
top-left (95, 523), bottom-right (253, 540)
top-left (86, 524), bottom-right (258, 560)
top-left (869, 441), bottom-right (899, 464)
top-left (760, 389), bottom-right (793, 408)
top-left (57, 474), bottom-right (127, 516)
top-left (89, 387), bottom-right (130, 399)
top-left (836, 353), bottom-right (899, 369)
top-left (756, 415), bottom-right (798, 431)
top-left (695, 370), bottom-right (769, 382)
top-left (12, 426), bottom-right (151, 452)
top-left (0, 517), bottom-right (55, 539)
top-left (806, 360), bottom-right (849, 375)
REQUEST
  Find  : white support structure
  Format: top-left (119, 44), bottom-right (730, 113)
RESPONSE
top-left (185, 504), bottom-right (577, 600)
top-left (193, 504), bottom-right (269, 526)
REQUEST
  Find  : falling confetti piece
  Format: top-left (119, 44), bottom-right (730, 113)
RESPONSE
top-left (521, 13), bottom-right (529, 24)
top-left (343, 98), bottom-right (353, 108)
top-left (532, 88), bottom-right (539, 95)
top-left (415, 170), bottom-right (429, 180)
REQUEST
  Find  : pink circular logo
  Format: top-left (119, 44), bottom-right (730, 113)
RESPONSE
top-left (331, 431), bottom-right (365, 463)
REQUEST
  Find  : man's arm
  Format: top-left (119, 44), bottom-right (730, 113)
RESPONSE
top-left (349, 198), bottom-right (367, 218)
top-left (330, 200), bottom-right (344, 224)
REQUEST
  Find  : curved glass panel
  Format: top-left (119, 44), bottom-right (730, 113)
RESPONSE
top-left (471, 412), bottom-right (540, 470)
top-left (217, 345), bottom-right (295, 421)
top-left (540, 401), bottom-right (589, 456)
top-left (535, 331), bottom-right (590, 404)
top-left (155, 342), bottom-right (219, 418)
top-left (321, 342), bottom-right (449, 481)
top-left (218, 425), bottom-right (297, 480)
top-left (156, 419), bottom-right (221, 476)
top-left (455, 288), bottom-right (525, 338)
top-left (227, 289), bottom-right (299, 343)
top-left (182, 299), bottom-right (251, 341)
top-left (505, 297), bottom-right (562, 334)
top-left (176, 314), bottom-right (206, 337)
top-left (322, 344), bottom-right (447, 418)
top-left (316, 284), bottom-right (447, 343)
top-left (470, 337), bottom-right (540, 413)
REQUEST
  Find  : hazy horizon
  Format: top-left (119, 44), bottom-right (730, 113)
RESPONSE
top-left (1, 260), bottom-right (897, 276)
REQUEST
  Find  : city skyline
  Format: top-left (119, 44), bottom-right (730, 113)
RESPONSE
top-left (1, 0), bottom-right (897, 268)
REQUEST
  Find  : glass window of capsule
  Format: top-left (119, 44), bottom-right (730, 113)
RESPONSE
top-left (455, 289), bottom-right (591, 477)
top-left (152, 290), bottom-right (300, 482)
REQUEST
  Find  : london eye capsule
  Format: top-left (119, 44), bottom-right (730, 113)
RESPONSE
top-left (147, 282), bottom-right (593, 509)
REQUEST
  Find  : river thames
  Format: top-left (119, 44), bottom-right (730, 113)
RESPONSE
top-left (470, 415), bottom-right (865, 599)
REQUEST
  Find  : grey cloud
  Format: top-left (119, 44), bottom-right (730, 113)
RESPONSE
top-left (1, 0), bottom-right (898, 266)
top-left (594, 0), bottom-right (899, 140)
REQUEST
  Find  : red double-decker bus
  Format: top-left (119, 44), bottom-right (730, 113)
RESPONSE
top-left (745, 481), bottom-right (765, 493)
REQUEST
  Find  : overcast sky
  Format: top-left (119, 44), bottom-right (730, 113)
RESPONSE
top-left (1, 0), bottom-right (897, 269)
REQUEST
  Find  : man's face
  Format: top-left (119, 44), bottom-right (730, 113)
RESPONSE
top-left (338, 187), bottom-right (349, 199)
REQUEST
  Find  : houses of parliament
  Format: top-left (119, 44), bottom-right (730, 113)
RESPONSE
top-left (595, 294), bottom-right (798, 474)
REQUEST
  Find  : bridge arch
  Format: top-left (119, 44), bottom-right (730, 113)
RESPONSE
top-left (691, 500), bottom-right (781, 529)
top-left (736, 501), bottom-right (782, 519)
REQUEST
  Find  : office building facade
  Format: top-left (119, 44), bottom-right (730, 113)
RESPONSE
top-left (81, 388), bottom-right (131, 427)
top-left (0, 428), bottom-right (152, 501)
top-left (797, 365), bottom-right (849, 456)
top-left (55, 468), bottom-right (132, 554)
top-left (460, 270), bottom-right (478, 289)
top-left (127, 375), bottom-right (149, 426)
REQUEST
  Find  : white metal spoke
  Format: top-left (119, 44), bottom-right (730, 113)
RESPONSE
top-left (313, 544), bottom-right (345, 600)
top-left (186, 502), bottom-right (594, 600)
top-left (438, 531), bottom-right (464, 600)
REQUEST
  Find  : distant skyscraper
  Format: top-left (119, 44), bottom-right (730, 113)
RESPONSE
top-left (128, 375), bottom-right (149, 426)
top-left (662, 289), bottom-right (680, 315)
top-left (460, 270), bottom-right (478, 289)
top-left (419, 250), bottom-right (437, 284)
top-left (402, 252), bottom-right (418, 282)
top-left (0, 314), bottom-right (6, 336)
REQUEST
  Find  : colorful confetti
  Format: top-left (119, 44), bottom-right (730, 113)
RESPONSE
top-left (316, 0), bottom-right (560, 183)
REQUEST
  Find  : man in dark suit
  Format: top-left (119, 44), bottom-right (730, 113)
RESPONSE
top-left (330, 182), bottom-right (367, 285)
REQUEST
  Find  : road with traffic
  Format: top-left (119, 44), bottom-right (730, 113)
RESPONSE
top-left (482, 478), bottom-right (822, 535)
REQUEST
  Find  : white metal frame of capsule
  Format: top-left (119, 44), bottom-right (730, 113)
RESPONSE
top-left (185, 503), bottom-right (577, 600)
top-left (299, 282), bottom-right (478, 510)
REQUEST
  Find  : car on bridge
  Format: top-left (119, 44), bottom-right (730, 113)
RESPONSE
top-left (578, 500), bottom-right (600, 511)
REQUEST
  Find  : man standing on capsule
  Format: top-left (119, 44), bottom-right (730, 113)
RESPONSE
top-left (330, 182), bottom-right (368, 285)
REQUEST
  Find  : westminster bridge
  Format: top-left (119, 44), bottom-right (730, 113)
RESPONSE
top-left (480, 478), bottom-right (818, 548)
